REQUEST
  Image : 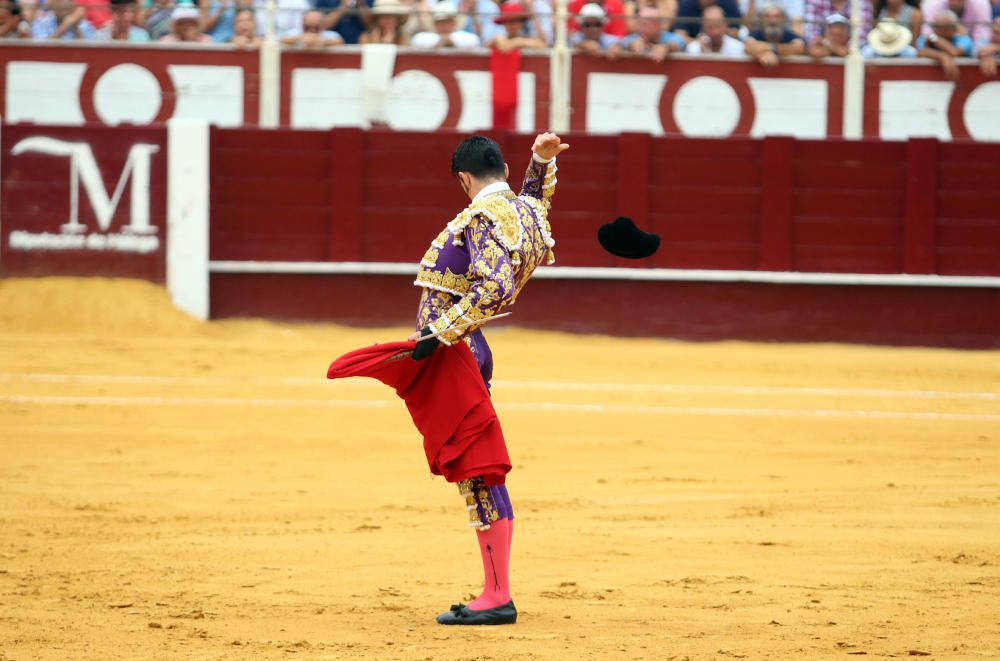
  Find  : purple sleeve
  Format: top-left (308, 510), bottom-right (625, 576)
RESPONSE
top-left (428, 217), bottom-right (515, 345)
top-left (519, 155), bottom-right (558, 211)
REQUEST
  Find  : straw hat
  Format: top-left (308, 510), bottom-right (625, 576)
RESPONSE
top-left (867, 21), bottom-right (913, 56)
top-left (371, 0), bottom-right (412, 16)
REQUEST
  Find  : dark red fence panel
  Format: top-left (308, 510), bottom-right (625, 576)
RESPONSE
top-left (205, 128), bottom-right (1000, 279)
top-left (210, 127), bottom-right (331, 262)
top-left (791, 140), bottom-right (907, 274)
top-left (935, 142), bottom-right (1000, 276)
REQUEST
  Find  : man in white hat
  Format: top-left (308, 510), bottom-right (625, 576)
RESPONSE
top-left (570, 2), bottom-right (620, 54)
top-left (412, 0), bottom-right (482, 47)
top-left (861, 20), bottom-right (918, 57)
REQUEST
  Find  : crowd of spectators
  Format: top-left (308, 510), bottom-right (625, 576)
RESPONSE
top-left (0, 0), bottom-right (998, 76)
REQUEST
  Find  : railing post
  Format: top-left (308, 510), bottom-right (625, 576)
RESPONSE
top-left (259, 0), bottom-right (281, 128)
top-left (549, 0), bottom-right (571, 133)
top-left (842, 0), bottom-right (864, 138)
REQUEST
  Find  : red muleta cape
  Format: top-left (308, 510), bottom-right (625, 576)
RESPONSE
top-left (326, 340), bottom-right (511, 485)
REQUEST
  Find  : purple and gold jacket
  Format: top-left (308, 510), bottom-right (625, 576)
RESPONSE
top-left (413, 154), bottom-right (558, 363)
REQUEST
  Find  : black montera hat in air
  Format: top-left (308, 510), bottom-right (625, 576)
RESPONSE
top-left (597, 217), bottom-right (660, 259)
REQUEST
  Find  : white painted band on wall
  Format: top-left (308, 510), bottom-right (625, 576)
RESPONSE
top-left (208, 260), bottom-right (1000, 289)
top-left (167, 119), bottom-right (210, 320)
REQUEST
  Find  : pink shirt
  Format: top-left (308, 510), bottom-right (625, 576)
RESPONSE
top-left (921, 0), bottom-right (992, 44)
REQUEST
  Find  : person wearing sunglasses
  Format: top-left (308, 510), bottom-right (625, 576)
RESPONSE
top-left (571, 2), bottom-right (621, 54)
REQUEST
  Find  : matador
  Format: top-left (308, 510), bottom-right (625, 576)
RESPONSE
top-left (410, 132), bottom-right (569, 625)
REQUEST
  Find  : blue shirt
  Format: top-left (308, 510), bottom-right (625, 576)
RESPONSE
top-left (313, 0), bottom-right (374, 44)
top-left (570, 31), bottom-right (620, 49)
top-left (915, 33), bottom-right (974, 57)
top-left (207, 2), bottom-right (236, 43)
top-left (31, 12), bottom-right (99, 40)
top-left (622, 30), bottom-right (686, 50)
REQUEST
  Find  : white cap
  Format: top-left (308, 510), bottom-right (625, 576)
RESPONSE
top-left (578, 2), bottom-right (607, 23)
top-left (171, 6), bottom-right (199, 21)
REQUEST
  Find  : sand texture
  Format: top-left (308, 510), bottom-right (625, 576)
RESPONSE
top-left (1, 277), bottom-right (999, 660)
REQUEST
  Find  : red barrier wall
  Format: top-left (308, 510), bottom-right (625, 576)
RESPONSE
top-left (206, 128), bottom-right (1000, 348)
top-left (208, 128), bottom-right (1000, 277)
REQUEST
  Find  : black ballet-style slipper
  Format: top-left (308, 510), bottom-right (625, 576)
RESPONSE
top-left (436, 600), bottom-right (517, 625)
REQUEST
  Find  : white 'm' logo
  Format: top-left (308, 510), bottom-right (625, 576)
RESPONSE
top-left (11, 137), bottom-right (160, 235)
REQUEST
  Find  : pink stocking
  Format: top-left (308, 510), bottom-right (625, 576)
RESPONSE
top-left (468, 517), bottom-right (511, 610)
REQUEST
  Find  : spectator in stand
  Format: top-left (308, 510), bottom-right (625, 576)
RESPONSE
top-left (282, 7), bottom-right (343, 44)
top-left (569, 0), bottom-right (628, 37)
top-left (520, 0), bottom-right (553, 44)
top-left (571, 2), bottom-right (621, 54)
top-left (0, 1), bottom-right (32, 36)
top-left (803, 0), bottom-right (870, 42)
top-left (229, 6), bottom-right (260, 45)
top-left (160, 4), bottom-right (213, 40)
top-left (873, 0), bottom-right (921, 38)
top-left (139, 0), bottom-right (174, 40)
top-left (917, 9), bottom-right (973, 79)
top-left (401, 0), bottom-right (437, 38)
top-left (411, 0), bottom-right (481, 46)
top-left (201, 0), bottom-right (254, 43)
top-left (808, 11), bottom-right (848, 56)
top-left (686, 4), bottom-right (744, 51)
top-left (745, 2), bottom-right (806, 65)
top-left (738, 0), bottom-right (804, 34)
top-left (316, 0), bottom-right (373, 44)
top-left (920, 0), bottom-right (992, 44)
top-left (88, 0), bottom-right (113, 29)
top-left (674, 0), bottom-right (741, 41)
top-left (977, 15), bottom-right (999, 74)
top-left (611, 5), bottom-right (685, 59)
top-left (455, 0), bottom-right (503, 43)
top-left (360, 0), bottom-right (411, 43)
top-left (32, 0), bottom-right (99, 39)
top-left (103, 0), bottom-right (149, 39)
top-left (488, 0), bottom-right (547, 48)
top-left (624, 0), bottom-right (678, 35)
top-left (862, 18), bottom-right (918, 55)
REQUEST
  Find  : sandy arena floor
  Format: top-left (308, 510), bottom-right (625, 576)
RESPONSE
top-left (1, 278), bottom-right (998, 660)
